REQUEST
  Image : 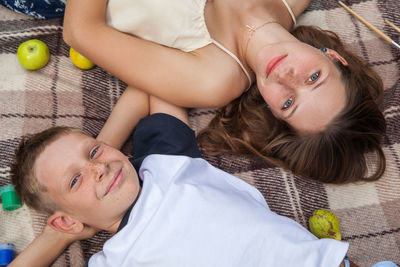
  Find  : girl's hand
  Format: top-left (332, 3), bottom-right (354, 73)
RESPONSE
top-left (340, 260), bottom-right (360, 267)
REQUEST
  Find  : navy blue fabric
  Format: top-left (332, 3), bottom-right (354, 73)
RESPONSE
top-left (0, 0), bottom-right (65, 19)
top-left (117, 113), bottom-right (201, 232)
top-left (116, 204), bottom-right (134, 233)
top-left (130, 113), bottom-right (201, 173)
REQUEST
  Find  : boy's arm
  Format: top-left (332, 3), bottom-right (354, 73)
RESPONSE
top-left (130, 96), bottom-right (199, 168)
top-left (97, 86), bottom-right (149, 149)
top-left (9, 224), bottom-right (97, 267)
top-left (149, 95), bottom-right (189, 126)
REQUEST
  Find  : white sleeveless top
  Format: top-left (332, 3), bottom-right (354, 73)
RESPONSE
top-left (106, 0), bottom-right (297, 89)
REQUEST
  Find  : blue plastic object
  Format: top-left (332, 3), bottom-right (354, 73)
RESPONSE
top-left (371, 261), bottom-right (399, 267)
top-left (0, 243), bottom-right (15, 267)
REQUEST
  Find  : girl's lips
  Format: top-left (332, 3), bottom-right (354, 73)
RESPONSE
top-left (105, 169), bottom-right (122, 196)
top-left (266, 54), bottom-right (287, 77)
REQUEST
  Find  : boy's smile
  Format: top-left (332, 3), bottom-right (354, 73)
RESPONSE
top-left (104, 168), bottom-right (123, 197)
top-left (34, 131), bottom-right (140, 233)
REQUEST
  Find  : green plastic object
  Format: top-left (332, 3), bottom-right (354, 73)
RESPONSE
top-left (0, 185), bottom-right (21, 211)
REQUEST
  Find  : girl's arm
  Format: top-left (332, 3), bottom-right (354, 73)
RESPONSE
top-left (97, 86), bottom-right (149, 149)
top-left (63, 0), bottom-right (242, 108)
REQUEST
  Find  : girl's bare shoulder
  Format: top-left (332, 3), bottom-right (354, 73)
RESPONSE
top-left (187, 44), bottom-right (249, 107)
top-left (281, 0), bottom-right (311, 18)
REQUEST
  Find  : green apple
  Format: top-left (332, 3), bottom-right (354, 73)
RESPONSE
top-left (17, 39), bottom-right (50, 70)
top-left (309, 209), bottom-right (342, 240)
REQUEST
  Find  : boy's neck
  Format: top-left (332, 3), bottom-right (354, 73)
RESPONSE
top-left (108, 219), bottom-right (124, 234)
top-left (107, 193), bottom-right (140, 234)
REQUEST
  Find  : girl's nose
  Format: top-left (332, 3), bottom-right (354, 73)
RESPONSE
top-left (276, 68), bottom-right (301, 91)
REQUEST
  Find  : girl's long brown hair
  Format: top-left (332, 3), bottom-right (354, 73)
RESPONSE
top-left (197, 26), bottom-right (386, 183)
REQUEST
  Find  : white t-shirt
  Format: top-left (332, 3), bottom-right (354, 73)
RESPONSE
top-left (89, 154), bottom-right (348, 267)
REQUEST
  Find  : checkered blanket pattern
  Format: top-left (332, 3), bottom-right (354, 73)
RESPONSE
top-left (0, 0), bottom-right (399, 266)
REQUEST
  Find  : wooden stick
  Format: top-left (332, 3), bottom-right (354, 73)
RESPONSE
top-left (338, 1), bottom-right (400, 49)
top-left (385, 19), bottom-right (400, 33)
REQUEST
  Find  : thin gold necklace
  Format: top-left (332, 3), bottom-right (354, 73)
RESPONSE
top-left (243, 20), bottom-right (276, 68)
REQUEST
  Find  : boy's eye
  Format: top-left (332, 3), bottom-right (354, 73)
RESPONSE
top-left (71, 175), bottom-right (80, 188)
top-left (90, 146), bottom-right (99, 159)
top-left (308, 72), bottom-right (320, 83)
top-left (281, 97), bottom-right (293, 110)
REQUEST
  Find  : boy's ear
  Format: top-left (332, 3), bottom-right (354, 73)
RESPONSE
top-left (48, 211), bottom-right (84, 234)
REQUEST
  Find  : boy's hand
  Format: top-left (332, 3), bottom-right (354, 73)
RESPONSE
top-left (340, 260), bottom-right (360, 267)
top-left (43, 223), bottom-right (98, 245)
top-left (9, 223), bottom-right (98, 267)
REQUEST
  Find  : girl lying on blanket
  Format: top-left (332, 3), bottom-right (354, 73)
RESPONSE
top-left (62, 0), bottom-right (386, 184)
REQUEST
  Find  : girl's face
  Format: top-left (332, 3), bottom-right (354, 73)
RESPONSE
top-left (255, 42), bottom-right (347, 132)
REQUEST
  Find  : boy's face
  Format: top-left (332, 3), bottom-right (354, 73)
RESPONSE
top-left (34, 131), bottom-right (140, 232)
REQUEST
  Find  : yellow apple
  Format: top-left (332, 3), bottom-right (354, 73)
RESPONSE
top-left (69, 47), bottom-right (95, 70)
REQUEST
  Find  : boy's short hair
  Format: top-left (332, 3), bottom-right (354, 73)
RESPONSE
top-left (10, 126), bottom-right (84, 214)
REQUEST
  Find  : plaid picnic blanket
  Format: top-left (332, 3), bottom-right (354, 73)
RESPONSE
top-left (0, 0), bottom-right (399, 266)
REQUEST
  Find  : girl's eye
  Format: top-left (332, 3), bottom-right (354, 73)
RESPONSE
top-left (308, 72), bottom-right (320, 83)
top-left (281, 97), bottom-right (293, 110)
top-left (71, 175), bottom-right (80, 188)
top-left (90, 146), bottom-right (99, 159)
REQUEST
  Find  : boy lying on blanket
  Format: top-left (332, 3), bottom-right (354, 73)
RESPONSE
top-left (9, 87), bottom-right (356, 267)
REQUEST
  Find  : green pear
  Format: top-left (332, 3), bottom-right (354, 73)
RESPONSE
top-left (309, 209), bottom-right (341, 240)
